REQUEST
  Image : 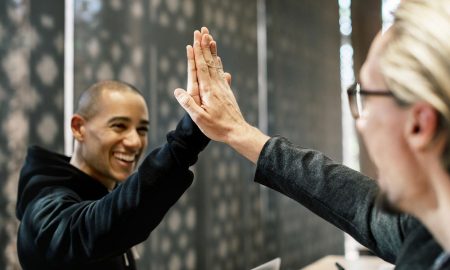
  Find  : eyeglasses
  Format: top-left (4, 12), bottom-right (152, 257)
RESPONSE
top-left (347, 82), bottom-right (394, 119)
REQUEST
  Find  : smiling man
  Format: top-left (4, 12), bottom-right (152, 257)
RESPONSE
top-left (175, 0), bottom-right (450, 268)
top-left (16, 80), bottom-right (209, 269)
top-left (70, 81), bottom-right (150, 191)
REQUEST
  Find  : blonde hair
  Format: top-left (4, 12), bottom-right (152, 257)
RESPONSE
top-left (380, 0), bottom-right (450, 169)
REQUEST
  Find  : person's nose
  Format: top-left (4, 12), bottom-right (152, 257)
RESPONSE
top-left (123, 129), bottom-right (143, 150)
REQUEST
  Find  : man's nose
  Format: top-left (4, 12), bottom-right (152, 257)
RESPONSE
top-left (123, 129), bottom-right (142, 149)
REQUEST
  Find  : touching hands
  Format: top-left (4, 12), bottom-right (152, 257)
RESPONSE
top-left (186, 28), bottom-right (232, 107)
top-left (175, 27), bottom-right (270, 163)
top-left (176, 27), bottom-right (246, 144)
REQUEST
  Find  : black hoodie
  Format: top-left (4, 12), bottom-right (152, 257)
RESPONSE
top-left (16, 115), bottom-right (209, 270)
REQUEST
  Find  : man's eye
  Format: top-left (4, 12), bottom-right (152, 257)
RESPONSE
top-left (112, 123), bottom-right (126, 130)
top-left (137, 127), bottom-right (148, 135)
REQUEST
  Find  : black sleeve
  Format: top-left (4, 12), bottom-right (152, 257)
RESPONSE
top-left (254, 136), bottom-right (415, 263)
top-left (19, 114), bottom-right (209, 267)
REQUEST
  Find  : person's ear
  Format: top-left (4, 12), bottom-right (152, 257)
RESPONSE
top-left (406, 102), bottom-right (439, 151)
top-left (71, 114), bottom-right (86, 142)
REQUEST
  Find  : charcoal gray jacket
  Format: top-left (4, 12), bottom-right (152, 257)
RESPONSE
top-left (255, 137), bottom-right (444, 269)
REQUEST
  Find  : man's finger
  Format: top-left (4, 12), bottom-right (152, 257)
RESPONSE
top-left (201, 34), bottom-right (220, 80)
top-left (201, 26), bottom-right (209, 35)
top-left (194, 30), bottom-right (201, 46)
top-left (224, 72), bottom-right (232, 86)
top-left (187, 45), bottom-right (197, 92)
top-left (210, 39), bottom-right (218, 58)
top-left (193, 27), bottom-right (209, 46)
top-left (174, 88), bottom-right (204, 118)
top-left (193, 40), bottom-right (212, 96)
top-left (215, 54), bottom-right (226, 79)
top-left (186, 45), bottom-right (201, 105)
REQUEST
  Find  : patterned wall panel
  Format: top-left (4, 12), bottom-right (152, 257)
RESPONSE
top-left (143, 1), bottom-right (204, 269)
top-left (266, 0), bottom-right (344, 268)
top-left (0, 0), bottom-right (65, 269)
top-left (74, 0), bottom-right (147, 101)
top-left (197, 0), bottom-right (264, 269)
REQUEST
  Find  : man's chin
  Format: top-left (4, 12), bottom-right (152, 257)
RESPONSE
top-left (113, 172), bottom-right (133, 183)
top-left (375, 192), bottom-right (403, 215)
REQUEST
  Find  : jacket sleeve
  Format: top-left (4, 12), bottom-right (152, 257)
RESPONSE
top-left (20, 114), bottom-right (209, 267)
top-left (254, 136), bottom-right (415, 263)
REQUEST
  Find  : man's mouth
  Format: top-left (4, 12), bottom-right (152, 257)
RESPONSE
top-left (113, 152), bottom-right (136, 163)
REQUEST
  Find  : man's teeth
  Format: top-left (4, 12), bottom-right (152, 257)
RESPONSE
top-left (114, 153), bottom-right (135, 162)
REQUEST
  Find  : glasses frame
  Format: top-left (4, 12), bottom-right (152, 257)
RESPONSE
top-left (346, 82), bottom-right (394, 119)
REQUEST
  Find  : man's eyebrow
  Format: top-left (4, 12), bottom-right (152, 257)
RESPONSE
top-left (107, 117), bottom-right (131, 124)
top-left (107, 117), bottom-right (150, 125)
top-left (140, 119), bottom-right (150, 126)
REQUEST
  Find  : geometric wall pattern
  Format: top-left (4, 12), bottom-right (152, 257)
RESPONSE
top-left (266, 1), bottom-right (345, 267)
top-left (0, 0), bottom-right (343, 269)
top-left (0, 1), bottom-right (65, 269)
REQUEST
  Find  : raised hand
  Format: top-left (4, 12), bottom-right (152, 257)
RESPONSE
top-left (176, 33), bottom-right (244, 141)
top-left (186, 27), bottom-right (231, 107)
top-left (175, 28), bottom-right (269, 163)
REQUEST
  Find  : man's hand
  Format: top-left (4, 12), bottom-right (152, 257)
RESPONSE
top-left (175, 28), bottom-right (270, 163)
top-left (176, 32), bottom-right (246, 143)
top-left (187, 27), bottom-right (231, 107)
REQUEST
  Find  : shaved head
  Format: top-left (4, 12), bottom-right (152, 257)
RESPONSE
top-left (76, 80), bottom-right (144, 120)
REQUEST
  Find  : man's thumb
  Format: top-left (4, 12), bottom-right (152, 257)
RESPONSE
top-left (174, 88), bottom-right (196, 113)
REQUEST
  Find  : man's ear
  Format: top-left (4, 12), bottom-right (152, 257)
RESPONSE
top-left (406, 102), bottom-right (439, 151)
top-left (71, 114), bottom-right (86, 142)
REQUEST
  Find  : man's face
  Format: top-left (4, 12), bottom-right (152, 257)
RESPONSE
top-left (78, 90), bottom-right (149, 188)
top-left (355, 32), bottom-right (428, 213)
